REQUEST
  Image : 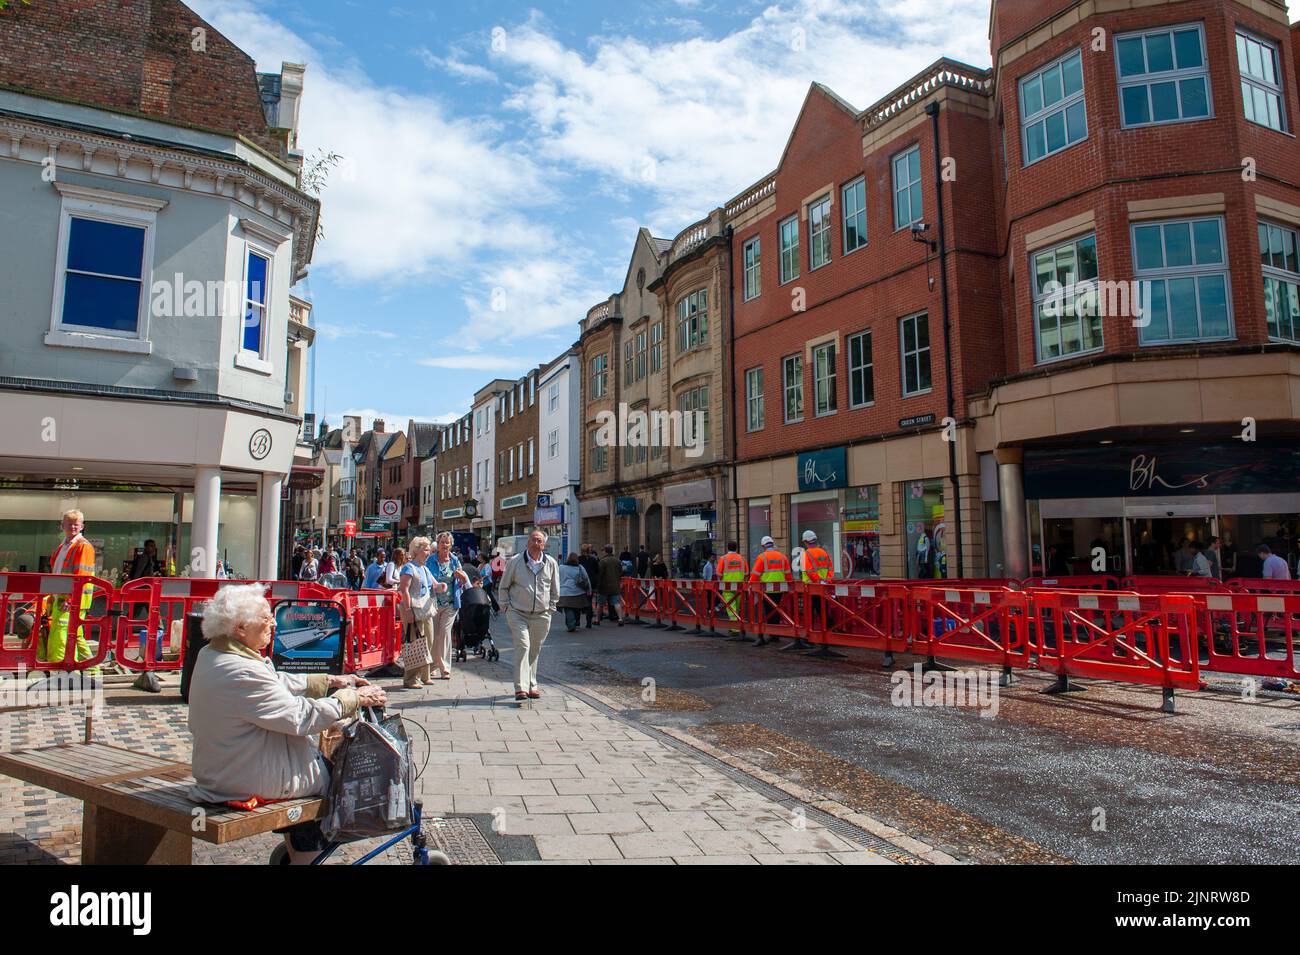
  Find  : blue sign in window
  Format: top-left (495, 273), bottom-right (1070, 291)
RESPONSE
top-left (798, 447), bottom-right (847, 492)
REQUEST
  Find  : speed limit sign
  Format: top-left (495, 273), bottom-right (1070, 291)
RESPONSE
top-left (379, 498), bottom-right (400, 520)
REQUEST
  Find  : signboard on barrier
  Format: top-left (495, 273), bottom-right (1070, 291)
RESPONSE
top-left (272, 600), bottom-right (345, 675)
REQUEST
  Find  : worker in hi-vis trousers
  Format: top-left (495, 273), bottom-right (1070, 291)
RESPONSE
top-left (748, 535), bottom-right (792, 645)
top-left (41, 508), bottom-right (101, 678)
top-left (791, 529), bottom-right (834, 650)
top-left (715, 542), bottom-right (747, 633)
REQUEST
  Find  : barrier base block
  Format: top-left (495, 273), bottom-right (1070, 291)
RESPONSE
top-left (804, 644), bottom-right (847, 659)
top-left (882, 652), bottom-right (895, 669)
top-left (999, 666), bottom-right (1016, 687)
top-left (921, 656), bottom-right (957, 674)
top-left (778, 638), bottom-right (817, 653)
top-left (1161, 687), bottom-right (1176, 714)
top-left (1041, 674), bottom-right (1086, 695)
top-left (724, 632), bottom-right (749, 642)
top-left (665, 624), bottom-right (684, 632)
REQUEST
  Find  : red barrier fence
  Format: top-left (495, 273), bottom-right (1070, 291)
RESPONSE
top-left (1197, 590), bottom-right (1300, 679)
top-left (0, 575), bottom-right (401, 677)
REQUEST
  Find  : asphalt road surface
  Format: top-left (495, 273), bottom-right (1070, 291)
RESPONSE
top-left (483, 611), bottom-right (1299, 864)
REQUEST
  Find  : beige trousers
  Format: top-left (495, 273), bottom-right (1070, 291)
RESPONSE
top-left (431, 605), bottom-right (457, 675)
top-left (506, 609), bottom-right (552, 693)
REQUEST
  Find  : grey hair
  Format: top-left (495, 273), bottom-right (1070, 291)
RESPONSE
top-left (435, 531), bottom-right (453, 545)
top-left (201, 583), bottom-right (270, 642)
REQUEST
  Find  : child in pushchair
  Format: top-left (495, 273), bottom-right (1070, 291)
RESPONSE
top-left (453, 568), bottom-right (498, 662)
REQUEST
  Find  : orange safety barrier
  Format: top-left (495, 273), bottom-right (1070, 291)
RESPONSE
top-left (338, 590), bottom-right (400, 672)
top-left (1021, 575), bottom-right (1118, 590)
top-left (909, 585), bottom-right (1029, 671)
top-left (1195, 590), bottom-right (1300, 679)
top-left (0, 572), bottom-right (114, 672)
top-left (810, 581), bottom-right (908, 658)
top-left (745, 580), bottom-right (802, 642)
top-left (1028, 589), bottom-right (1199, 710)
top-left (694, 580), bottom-right (738, 636)
top-left (660, 578), bottom-right (705, 632)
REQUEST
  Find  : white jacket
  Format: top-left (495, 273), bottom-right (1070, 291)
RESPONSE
top-left (188, 639), bottom-right (358, 803)
top-left (498, 551), bottom-right (560, 615)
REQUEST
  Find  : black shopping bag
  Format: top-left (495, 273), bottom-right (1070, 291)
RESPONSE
top-left (321, 708), bottom-right (413, 843)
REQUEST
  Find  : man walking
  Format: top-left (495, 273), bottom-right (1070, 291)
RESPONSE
top-left (498, 530), bottom-right (560, 701)
top-left (716, 541), bottom-right (747, 635)
top-left (792, 529), bottom-right (834, 650)
top-left (635, 544), bottom-right (650, 579)
top-left (43, 508), bottom-right (100, 676)
top-left (1258, 544), bottom-right (1291, 580)
top-left (596, 544), bottom-right (625, 625)
top-left (748, 535), bottom-right (792, 645)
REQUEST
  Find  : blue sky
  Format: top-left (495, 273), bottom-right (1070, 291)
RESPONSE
top-left (185, 1), bottom-right (1005, 429)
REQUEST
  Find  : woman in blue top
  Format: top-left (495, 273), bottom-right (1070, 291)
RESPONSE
top-left (397, 537), bottom-right (443, 688)
top-left (428, 531), bottom-right (471, 679)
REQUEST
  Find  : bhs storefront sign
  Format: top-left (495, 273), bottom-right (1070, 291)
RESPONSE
top-left (798, 447), bottom-right (848, 492)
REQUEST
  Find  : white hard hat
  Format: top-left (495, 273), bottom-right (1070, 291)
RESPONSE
top-left (801, 530), bottom-right (817, 543)
top-left (760, 535), bottom-right (775, 548)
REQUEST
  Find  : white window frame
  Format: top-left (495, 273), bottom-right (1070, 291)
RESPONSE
top-left (1019, 47), bottom-right (1087, 166)
top-left (900, 311), bottom-right (933, 398)
top-left (745, 366), bottom-right (764, 432)
top-left (1031, 232), bottom-right (1104, 363)
top-left (1130, 216), bottom-right (1234, 346)
top-left (235, 242), bottom-right (276, 374)
top-left (548, 428), bottom-right (560, 459)
top-left (743, 237), bottom-right (761, 301)
top-left (1115, 23), bottom-right (1212, 129)
top-left (812, 341), bottom-right (837, 417)
top-left (842, 177), bottom-right (867, 255)
top-left (528, 438), bottom-right (535, 475)
top-left (1261, 220), bottom-right (1300, 343)
top-left (783, 353), bottom-right (804, 424)
top-left (48, 185), bottom-right (165, 355)
top-left (809, 194), bottom-right (832, 271)
top-left (893, 145), bottom-right (923, 231)
top-left (846, 329), bottom-right (874, 409)
top-left (779, 216), bottom-right (799, 284)
top-left (548, 381), bottom-right (560, 412)
top-left (1237, 29), bottom-right (1288, 133)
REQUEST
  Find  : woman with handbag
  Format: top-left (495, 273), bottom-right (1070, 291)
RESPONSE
top-left (396, 537), bottom-right (444, 689)
top-left (427, 531), bottom-right (470, 679)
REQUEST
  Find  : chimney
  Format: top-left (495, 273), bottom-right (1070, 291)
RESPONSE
top-left (373, 419), bottom-right (386, 433)
top-left (140, 55), bottom-right (174, 117)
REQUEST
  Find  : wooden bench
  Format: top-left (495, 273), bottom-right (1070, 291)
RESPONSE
top-left (0, 741), bottom-right (324, 864)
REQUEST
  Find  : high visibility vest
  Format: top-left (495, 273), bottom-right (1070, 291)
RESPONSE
top-left (801, 546), bottom-right (833, 583)
top-left (749, 549), bottom-right (791, 583)
top-left (716, 552), bottom-right (747, 581)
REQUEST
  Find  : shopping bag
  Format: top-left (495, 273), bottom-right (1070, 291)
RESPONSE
top-left (321, 707), bottom-right (413, 842)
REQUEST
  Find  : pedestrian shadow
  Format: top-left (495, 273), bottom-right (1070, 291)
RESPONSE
top-left (0, 832), bottom-right (70, 865)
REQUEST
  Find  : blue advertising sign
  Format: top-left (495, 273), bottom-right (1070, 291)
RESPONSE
top-left (534, 504), bottom-right (565, 525)
top-left (798, 447), bottom-right (848, 492)
top-left (615, 496), bottom-right (638, 515)
top-left (272, 601), bottom-right (344, 675)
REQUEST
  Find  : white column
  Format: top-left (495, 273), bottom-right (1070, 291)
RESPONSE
top-left (996, 447), bottom-right (1029, 580)
top-left (192, 466), bottom-right (222, 579)
top-left (259, 473), bottom-right (283, 580)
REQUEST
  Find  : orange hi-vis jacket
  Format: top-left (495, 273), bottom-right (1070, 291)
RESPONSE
top-left (50, 535), bottom-right (96, 577)
top-left (749, 549), bottom-right (792, 583)
top-left (716, 552), bottom-right (747, 579)
top-left (801, 546), bottom-right (833, 583)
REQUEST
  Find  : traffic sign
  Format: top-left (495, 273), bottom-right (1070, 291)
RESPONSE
top-left (378, 498), bottom-right (401, 520)
top-left (343, 519), bottom-right (357, 537)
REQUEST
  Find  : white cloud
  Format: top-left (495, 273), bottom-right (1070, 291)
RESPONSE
top-left (492, 0), bottom-right (991, 229)
top-left (331, 408), bottom-right (443, 432)
top-left (315, 322), bottom-right (397, 341)
top-left (414, 47), bottom-right (498, 83)
top-left (418, 354), bottom-right (541, 372)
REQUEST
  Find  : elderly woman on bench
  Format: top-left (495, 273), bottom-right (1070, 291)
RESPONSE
top-left (188, 583), bottom-right (386, 863)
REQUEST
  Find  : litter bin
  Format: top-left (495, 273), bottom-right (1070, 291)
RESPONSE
top-left (179, 610), bottom-right (208, 704)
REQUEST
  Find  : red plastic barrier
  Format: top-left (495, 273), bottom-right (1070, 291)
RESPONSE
top-left (660, 578), bottom-right (705, 631)
top-left (1196, 590), bottom-right (1300, 679)
top-left (1227, 578), bottom-right (1300, 595)
top-left (1021, 575), bottom-right (1118, 590)
top-left (1029, 589), bottom-right (1200, 692)
top-left (0, 572), bottom-right (114, 672)
top-left (809, 581), bottom-right (907, 653)
top-left (1122, 575), bottom-right (1226, 593)
top-left (745, 580), bottom-right (802, 639)
top-left (909, 585), bottom-right (1029, 669)
top-left (338, 590), bottom-right (399, 672)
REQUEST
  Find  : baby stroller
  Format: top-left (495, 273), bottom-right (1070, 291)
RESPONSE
top-left (454, 597), bottom-right (497, 662)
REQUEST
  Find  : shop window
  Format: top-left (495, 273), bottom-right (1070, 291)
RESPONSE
top-left (1260, 221), bottom-right (1300, 343)
top-left (893, 145), bottom-right (923, 229)
top-left (747, 498), bottom-right (772, 557)
top-left (1131, 217), bottom-right (1231, 344)
top-left (1237, 30), bottom-right (1286, 132)
top-left (812, 341), bottom-right (837, 416)
top-left (1116, 24), bottom-right (1210, 127)
top-left (847, 329), bottom-right (874, 408)
top-left (743, 237), bottom-right (761, 300)
top-left (1032, 233), bottom-right (1102, 361)
top-left (809, 194), bottom-right (832, 270)
top-left (1019, 48), bottom-right (1086, 165)
top-left (842, 177), bottom-right (867, 254)
top-left (844, 486), bottom-right (881, 578)
top-left (791, 491), bottom-right (841, 577)
top-left (745, 366), bottom-right (764, 432)
top-left (900, 312), bottom-right (932, 396)
top-left (903, 479), bottom-right (946, 579)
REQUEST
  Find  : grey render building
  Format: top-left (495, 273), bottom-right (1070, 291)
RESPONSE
top-left (0, 1), bottom-right (319, 580)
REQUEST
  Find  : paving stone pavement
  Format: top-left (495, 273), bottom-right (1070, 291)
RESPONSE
top-left (0, 664), bottom-right (897, 865)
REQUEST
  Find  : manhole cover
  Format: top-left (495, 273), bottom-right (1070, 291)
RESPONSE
top-left (424, 816), bottom-right (501, 865)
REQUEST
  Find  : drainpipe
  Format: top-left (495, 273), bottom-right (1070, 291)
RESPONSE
top-left (726, 224), bottom-right (739, 548)
top-left (925, 100), bottom-right (964, 578)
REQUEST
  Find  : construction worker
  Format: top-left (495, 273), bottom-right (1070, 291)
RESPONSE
top-left (748, 535), bottom-right (792, 645)
top-left (715, 541), bottom-right (747, 634)
top-left (794, 529), bottom-right (834, 650)
top-left (41, 508), bottom-right (101, 678)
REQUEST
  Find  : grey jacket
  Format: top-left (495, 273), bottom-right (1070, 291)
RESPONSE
top-left (558, 563), bottom-right (591, 597)
top-left (499, 551), bottom-right (560, 615)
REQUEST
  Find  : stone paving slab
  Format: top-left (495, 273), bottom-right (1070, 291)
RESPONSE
top-left (0, 659), bottom-right (902, 865)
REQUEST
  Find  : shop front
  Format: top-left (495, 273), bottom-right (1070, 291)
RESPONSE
top-left (902, 479), bottom-right (947, 579)
top-left (579, 497), bottom-right (610, 551)
top-left (534, 497), bottom-right (569, 558)
top-left (1024, 442), bottom-right (1300, 578)
top-left (664, 478), bottom-right (717, 574)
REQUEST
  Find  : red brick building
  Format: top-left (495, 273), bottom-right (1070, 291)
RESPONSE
top-left (732, 0), bottom-right (1300, 581)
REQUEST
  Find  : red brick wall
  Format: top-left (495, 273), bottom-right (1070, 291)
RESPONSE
top-left (0, 0), bottom-right (283, 155)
